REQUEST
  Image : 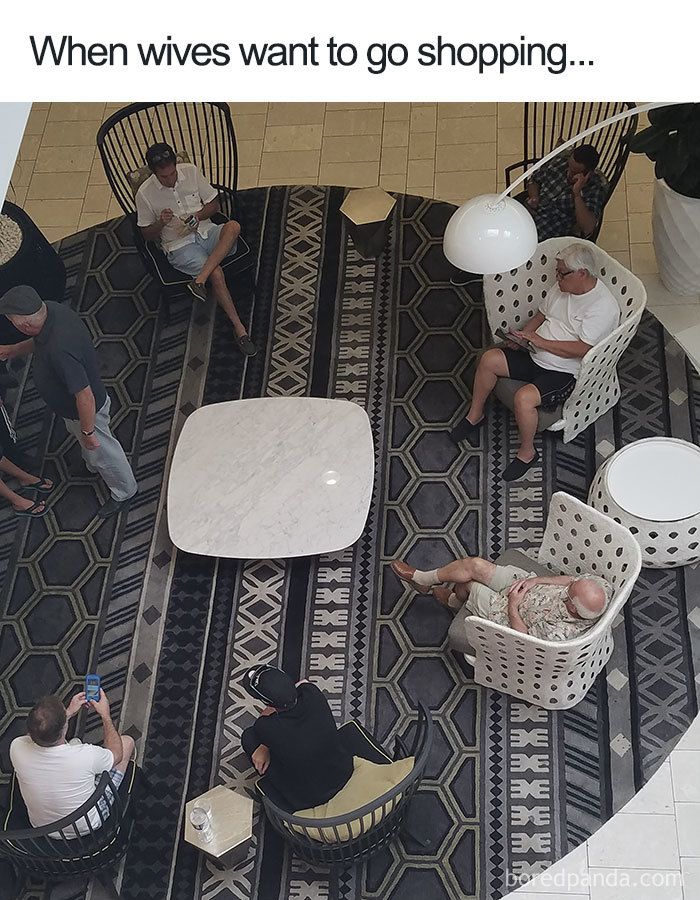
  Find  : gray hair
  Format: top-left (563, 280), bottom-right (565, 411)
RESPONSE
top-left (556, 243), bottom-right (597, 277)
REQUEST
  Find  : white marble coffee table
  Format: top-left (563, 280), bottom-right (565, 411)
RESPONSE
top-left (167, 397), bottom-right (374, 558)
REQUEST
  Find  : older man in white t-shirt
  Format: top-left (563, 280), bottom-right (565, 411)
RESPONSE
top-left (135, 142), bottom-right (256, 357)
top-left (450, 243), bottom-right (619, 481)
top-left (10, 690), bottom-right (134, 832)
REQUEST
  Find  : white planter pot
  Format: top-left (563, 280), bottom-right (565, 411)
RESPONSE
top-left (652, 178), bottom-right (700, 297)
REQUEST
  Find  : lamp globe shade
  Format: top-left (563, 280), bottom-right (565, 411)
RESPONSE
top-left (443, 194), bottom-right (539, 275)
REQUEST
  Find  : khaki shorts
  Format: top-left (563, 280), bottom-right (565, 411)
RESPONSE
top-left (466, 564), bottom-right (537, 617)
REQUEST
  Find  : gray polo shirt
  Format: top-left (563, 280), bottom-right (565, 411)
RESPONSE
top-left (32, 302), bottom-right (107, 421)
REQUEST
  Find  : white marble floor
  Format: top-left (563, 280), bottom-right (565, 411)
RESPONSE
top-left (643, 275), bottom-right (700, 373)
top-left (503, 714), bottom-right (700, 898)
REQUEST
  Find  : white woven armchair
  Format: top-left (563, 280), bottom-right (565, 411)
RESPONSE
top-left (448, 492), bottom-right (642, 709)
top-left (483, 237), bottom-right (647, 443)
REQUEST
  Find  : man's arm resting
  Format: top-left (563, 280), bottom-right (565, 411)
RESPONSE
top-left (75, 386), bottom-right (96, 435)
top-left (531, 575), bottom-right (575, 587)
top-left (196, 197), bottom-right (220, 223)
top-left (531, 336), bottom-right (592, 359)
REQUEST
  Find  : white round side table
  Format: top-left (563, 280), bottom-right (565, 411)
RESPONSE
top-left (588, 437), bottom-right (700, 568)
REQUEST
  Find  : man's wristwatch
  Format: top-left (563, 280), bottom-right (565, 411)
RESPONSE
top-left (82, 429), bottom-right (95, 436)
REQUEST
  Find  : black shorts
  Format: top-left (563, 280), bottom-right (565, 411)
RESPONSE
top-left (502, 348), bottom-right (576, 410)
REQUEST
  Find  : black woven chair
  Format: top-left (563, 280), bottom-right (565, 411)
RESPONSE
top-left (257, 703), bottom-right (434, 867)
top-left (0, 761), bottom-right (139, 899)
top-left (505, 102), bottom-right (639, 241)
top-left (95, 102), bottom-right (254, 316)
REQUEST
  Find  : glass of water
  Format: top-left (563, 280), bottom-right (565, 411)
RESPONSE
top-left (190, 801), bottom-right (213, 842)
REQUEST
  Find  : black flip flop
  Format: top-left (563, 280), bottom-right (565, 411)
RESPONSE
top-left (19, 477), bottom-right (55, 495)
top-left (13, 499), bottom-right (47, 518)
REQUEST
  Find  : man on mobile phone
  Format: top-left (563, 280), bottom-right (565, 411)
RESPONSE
top-left (449, 243), bottom-right (619, 481)
top-left (526, 145), bottom-right (607, 241)
top-left (136, 142), bottom-right (257, 357)
top-left (9, 689), bottom-right (135, 831)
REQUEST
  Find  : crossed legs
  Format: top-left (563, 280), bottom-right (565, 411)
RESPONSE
top-left (192, 221), bottom-right (248, 338)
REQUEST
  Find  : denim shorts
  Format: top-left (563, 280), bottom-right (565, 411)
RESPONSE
top-left (166, 222), bottom-right (237, 277)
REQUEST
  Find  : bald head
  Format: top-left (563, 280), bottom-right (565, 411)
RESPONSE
top-left (568, 578), bottom-right (608, 620)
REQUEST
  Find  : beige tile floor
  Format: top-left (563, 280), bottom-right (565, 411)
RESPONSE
top-left (9, 101), bottom-right (657, 275)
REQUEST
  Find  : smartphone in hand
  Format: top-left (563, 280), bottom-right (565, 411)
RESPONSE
top-left (495, 327), bottom-right (532, 350)
top-left (85, 673), bottom-right (101, 703)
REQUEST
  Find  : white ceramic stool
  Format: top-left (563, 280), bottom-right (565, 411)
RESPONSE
top-left (588, 436), bottom-right (700, 568)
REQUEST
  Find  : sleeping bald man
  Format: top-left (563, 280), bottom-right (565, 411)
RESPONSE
top-left (391, 553), bottom-right (611, 642)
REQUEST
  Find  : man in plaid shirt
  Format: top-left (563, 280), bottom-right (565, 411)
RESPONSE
top-left (526, 145), bottom-right (608, 240)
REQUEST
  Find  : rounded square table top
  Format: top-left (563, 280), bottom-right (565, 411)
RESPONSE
top-left (184, 785), bottom-right (253, 857)
top-left (167, 397), bottom-right (375, 558)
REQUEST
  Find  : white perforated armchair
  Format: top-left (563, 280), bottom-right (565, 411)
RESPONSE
top-left (447, 492), bottom-right (642, 709)
top-left (483, 237), bottom-right (647, 443)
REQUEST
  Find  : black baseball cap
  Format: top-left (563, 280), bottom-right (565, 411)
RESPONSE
top-left (0, 285), bottom-right (43, 317)
top-left (243, 665), bottom-right (298, 711)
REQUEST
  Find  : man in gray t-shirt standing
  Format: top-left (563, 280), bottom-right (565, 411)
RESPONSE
top-left (0, 286), bottom-right (137, 518)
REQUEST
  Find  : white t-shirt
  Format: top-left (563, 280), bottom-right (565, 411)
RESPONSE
top-left (135, 162), bottom-right (218, 252)
top-left (530, 280), bottom-right (620, 375)
top-left (10, 736), bottom-right (114, 830)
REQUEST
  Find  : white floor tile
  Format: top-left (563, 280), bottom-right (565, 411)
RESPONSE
top-left (674, 322), bottom-right (700, 375)
top-left (641, 273), bottom-right (700, 308)
top-left (649, 304), bottom-right (700, 334)
top-left (676, 714), bottom-right (700, 751)
top-left (681, 857), bottom-right (700, 897)
top-left (621, 761), bottom-right (674, 815)
top-left (587, 813), bottom-right (679, 869)
top-left (671, 751), bottom-right (700, 802)
top-left (511, 843), bottom-right (589, 894)
top-left (588, 867), bottom-right (683, 899)
top-left (675, 803), bottom-right (700, 857)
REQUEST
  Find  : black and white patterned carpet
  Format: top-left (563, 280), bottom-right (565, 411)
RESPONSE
top-left (0, 186), bottom-right (698, 900)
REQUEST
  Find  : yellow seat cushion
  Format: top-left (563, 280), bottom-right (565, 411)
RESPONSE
top-left (292, 755), bottom-right (415, 843)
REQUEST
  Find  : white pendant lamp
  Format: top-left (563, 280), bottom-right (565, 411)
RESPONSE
top-left (443, 103), bottom-right (662, 275)
top-left (444, 193), bottom-right (538, 275)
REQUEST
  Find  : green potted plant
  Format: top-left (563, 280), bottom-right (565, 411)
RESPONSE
top-left (626, 103), bottom-right (700, 296)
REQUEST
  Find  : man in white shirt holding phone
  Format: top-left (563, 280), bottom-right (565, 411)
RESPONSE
top-left (136, 142), bottom-right (257, 357)
top-left (450, 243), bottom-right (619, 481)
top-left (10, 690), bottom-right (134, 831)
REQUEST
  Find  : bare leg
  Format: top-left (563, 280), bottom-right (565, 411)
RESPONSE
top-left (194, 221), bottom-right (241, 285)
top-left (467, 348), bottom-right (510, 423)
top-left (0, 477), bottom-right (44, 513)
top-left (0, 455), bottom-right (50, 487)
top-left (512, 384), bottom-right (541, 461)
top-left (114, 734), bottom-right (136, 775)
top-left (0, 457), bottom-right (48, 513)
top-left (436, 555), bottom-right (497, 587)
top-left (208, 266), bottom-right (247, 338)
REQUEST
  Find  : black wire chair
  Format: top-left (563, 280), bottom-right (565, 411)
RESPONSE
top-left (257, 703), bottom-right (434, 867)
top-left (95, 102), bottom-right (254, 315)
top-left (0, 762), bottom-right (140, 899)
top-left (505, 102), bottom-right (639, 241)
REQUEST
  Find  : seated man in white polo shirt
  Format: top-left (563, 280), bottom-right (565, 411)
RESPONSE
top-left (10, 690), bottom-right (135, 832)
top-left (450, 242), bottom-right (620, 481)
top-left (135, 142), bottom-right (256, 357)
